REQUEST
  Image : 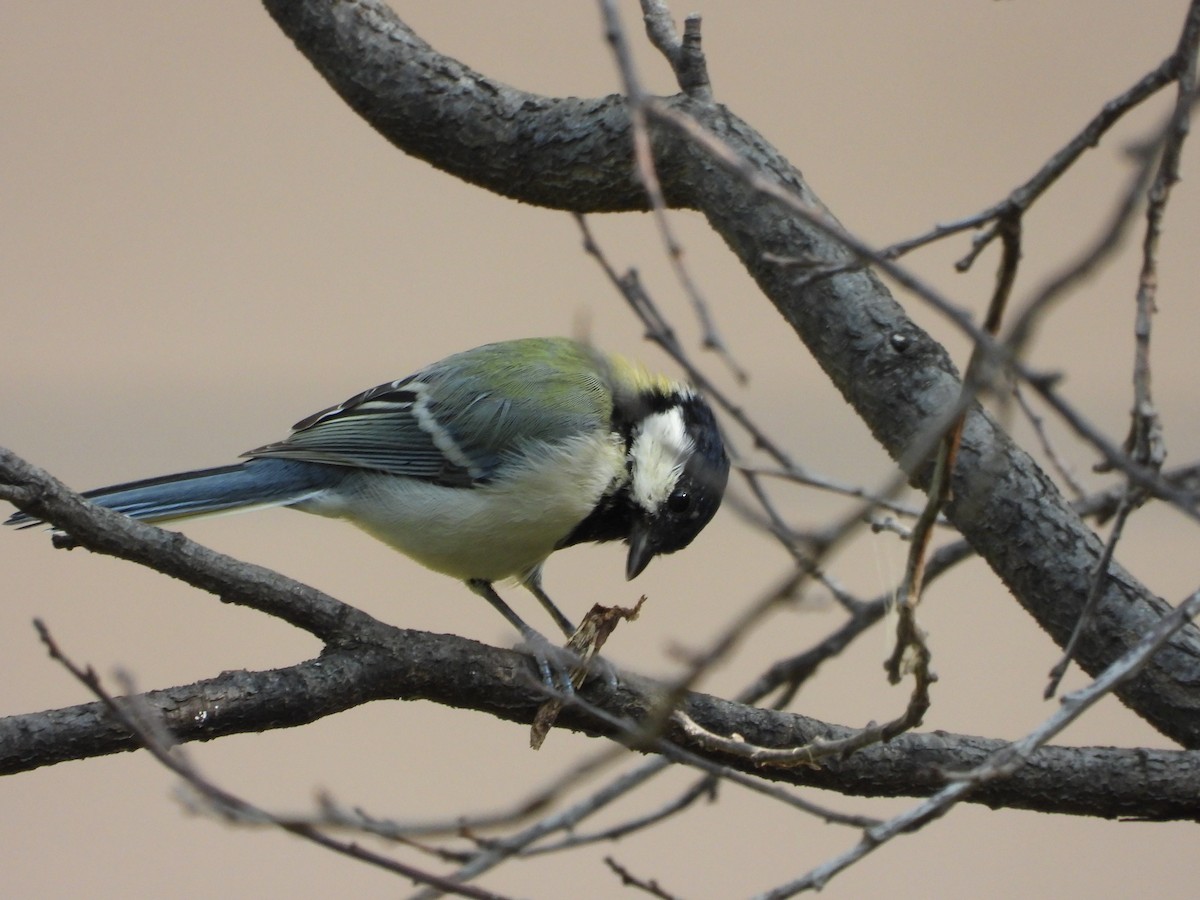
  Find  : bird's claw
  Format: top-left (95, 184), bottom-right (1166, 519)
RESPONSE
top-left (519, 632), bottom-right (580, 696)
top-left (518, 632), bottom-right (618, 695)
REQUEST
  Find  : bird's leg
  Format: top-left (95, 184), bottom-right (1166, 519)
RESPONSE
top-left (522, 568), bottom-right (577, 639)
top-left (467, 579), bottom-right (576, 695)
top-left (522, 571), bottom-right (618, 689)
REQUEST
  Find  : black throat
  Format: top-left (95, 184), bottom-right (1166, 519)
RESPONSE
top-left (556, 484), bottom-right (636, 550)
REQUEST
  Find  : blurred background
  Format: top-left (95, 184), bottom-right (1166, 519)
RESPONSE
top-left (2, 2), bottom-right (1198, 896)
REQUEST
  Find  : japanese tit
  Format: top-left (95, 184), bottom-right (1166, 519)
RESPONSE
top-left (7, 338), bottom-right (729, 640)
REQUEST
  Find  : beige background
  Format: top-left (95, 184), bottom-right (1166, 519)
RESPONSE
top-left (3, 2), bottom-right (1199, 897)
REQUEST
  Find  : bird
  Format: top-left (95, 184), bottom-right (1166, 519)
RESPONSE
top-left (6, 337), bottom-right (729, 651)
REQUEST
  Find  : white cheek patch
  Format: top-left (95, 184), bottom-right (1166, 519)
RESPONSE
top-left (629, 407), bottom-right (694, 512)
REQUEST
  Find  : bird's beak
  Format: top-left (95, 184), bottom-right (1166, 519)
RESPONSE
top-left (626, 519), bottom-right (656, 580)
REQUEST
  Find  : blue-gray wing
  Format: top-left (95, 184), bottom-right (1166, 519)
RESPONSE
top-left (244, 339), bottom-right (614, 486)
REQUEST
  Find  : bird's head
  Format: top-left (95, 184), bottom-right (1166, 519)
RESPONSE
top-left (624, 388), bottom-right (729, 579)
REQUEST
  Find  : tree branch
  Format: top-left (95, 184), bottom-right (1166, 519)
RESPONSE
top-left (4, 620), bottom-right (1200, 820)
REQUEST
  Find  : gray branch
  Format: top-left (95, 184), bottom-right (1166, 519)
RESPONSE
top-left (4, 627), bottom-right (1199, 821)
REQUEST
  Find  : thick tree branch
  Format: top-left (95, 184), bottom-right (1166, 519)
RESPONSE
top-left (5, 627), bottom-right (1200, 821)
top-left (4, 446), bottom-right (1199, 820)
top-left (0, 450), bottom-right (382, 646)
top-left (259, 0), bottom-right (1200, 746)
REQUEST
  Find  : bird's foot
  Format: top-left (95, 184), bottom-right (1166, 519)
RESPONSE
top-left (515, 631), bottom-right (581, 695)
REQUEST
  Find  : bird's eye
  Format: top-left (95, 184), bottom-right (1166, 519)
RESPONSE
top-left (666, 489), bottom-right (692, 514)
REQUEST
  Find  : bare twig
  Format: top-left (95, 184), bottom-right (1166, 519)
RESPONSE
top-left (1013, 385), bottom-right (1088, 499)
top-left (757, 586), bottom-right (1200, 898)
top-left (880, 53), bottom-right (1180, 264)
top-left (302, 746), bottom-right (629, 841)
top-left (605, 856), bottom-right (682, 900)
top-left (528, 777), bottom-right (715, 853)
top-left (739, 463), bottom-right (933, 521)
top-left (1074, 460), bottom-right (1200, 523)
top-left (1044, 497), bottom-right (1136, 699)
top-left (598, 0), bottom-right (746, 381)
top-left (639, 1), bottom-right (711, 100)
top-left (33, 620), bottom-right (510, 900)
top-left (1114, 1), bottom-right (1198, 477)
top-left (1043, 9), bottom-right (1200, 698)
top-left (1004, 140), bottom-right (1158, 360)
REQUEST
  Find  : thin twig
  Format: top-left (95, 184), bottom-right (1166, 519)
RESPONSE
top-left (756, 586), bottom-right (1200, 898)
top-left (1043, 11), bottom-right (1200, 697)
top-left (33, 620), bottom-right (510, 900)
top-left (880, 53), bottom-right (1180, 264)
top-left (639, 1), bottom-right (712, 100)
top-left (599, 0), bottom-right (746, 381)
top-left (1013, 385), bottom-right (1088, 499)
top-left (1044, 496), bottom-right (1135, 698)
top-left (527, 778), bottom-right (715, 853)
top-left (605, 856), bottom-right (682, 900)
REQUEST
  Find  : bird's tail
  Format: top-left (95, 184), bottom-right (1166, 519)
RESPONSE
top-left (4, 458), bottom-right (343, 528)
